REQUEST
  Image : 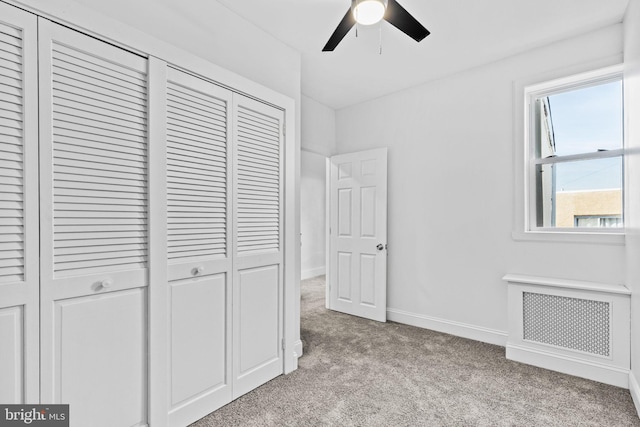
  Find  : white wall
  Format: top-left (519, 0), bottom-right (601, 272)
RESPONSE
top-left (301, 95), bottom-right (337, 157)
top-left (335, 24), bottom-right (626, 342)
top-left (300, 150), bottom-right (327, 279)
top-left (624, 0), bottom-right (640, 411)
top-left (300, 96), bottom-right (336, 279)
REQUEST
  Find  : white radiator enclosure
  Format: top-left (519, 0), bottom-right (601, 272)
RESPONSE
top-left (503, 274), bottom-right (631, 388)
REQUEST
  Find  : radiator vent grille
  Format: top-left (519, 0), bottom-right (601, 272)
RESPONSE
top-left (522, 292), bottom-right (610, 356)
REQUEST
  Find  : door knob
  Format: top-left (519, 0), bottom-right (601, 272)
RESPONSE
top-left (376, 243), bottom-right (384, 251)
top-left (193, 266), bottom-right (204, 276)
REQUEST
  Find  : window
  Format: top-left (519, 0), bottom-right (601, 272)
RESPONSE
top-left (524, 65), bottom-right (624, 233)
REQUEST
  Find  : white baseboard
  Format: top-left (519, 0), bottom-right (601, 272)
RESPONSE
top-left (507, 344), bottom-right (630, 388)
top-left (284, 340), bottom-right (304, 374)
top-left (630, 371), bottom-right (640, 417)
top-left (294, 339), bottom-right (303, 358)
top-left (301, 266), bottom-right (325, 280)
top-left (386, 308), bottom-right (508, 347)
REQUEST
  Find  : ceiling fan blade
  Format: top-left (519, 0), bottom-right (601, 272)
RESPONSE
top-left (322, 8), bottom-right (356, 51)
top-left (384, 0), bottom-right (430, 42)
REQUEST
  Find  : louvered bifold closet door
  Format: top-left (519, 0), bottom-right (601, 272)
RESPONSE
top-left (165, 67), bottom-right (233, 427)
top-left (0, 3), bottom-right (38, 404)
top-left (38, 21), bottom-right (149, 427)
top-left (232, 94), bottom-right (285, 399)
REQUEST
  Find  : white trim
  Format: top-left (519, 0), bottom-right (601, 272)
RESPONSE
top-left (503, 274), bottom-right (630, 295)
top-left (511, 229), bottom-right (625, 244)
top-left (283, 94), bottom-right (299, 376)
top-left (507, 344), bottom-right (630, 388)
top-left (293, 339), bottom-right (304, 359)
top-left (535, 148), bottom-right (624, 165)
top-left (629, 371), bottom-right (640, 417)
top-left (557, 187), bottom-right (625, 194)
top-left (325, 157), bottom-right (331, 310)
top-left (525, 64), bottom-right (623, 97)
top-left (386, 308), bottom-right (508, 347)
top-left (301, 267), bottom-right (326, 280)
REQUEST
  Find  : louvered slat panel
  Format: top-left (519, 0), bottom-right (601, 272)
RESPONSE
top-left (0, 21), bottom-right (24, 284)
top-left (51, 42), bottom-right (147, 276)
top-left (166, 79), bottom-right (228, 261)
top-left (236, 106), bottom-right (281, 254)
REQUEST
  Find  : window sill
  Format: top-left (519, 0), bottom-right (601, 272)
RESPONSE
top-left (512, 230), bottom-right (625, 245)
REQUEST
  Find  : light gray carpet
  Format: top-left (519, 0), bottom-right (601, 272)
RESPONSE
top-left (191, 276), bottom-right (640, 426)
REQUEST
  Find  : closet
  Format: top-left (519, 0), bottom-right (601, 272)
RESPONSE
top-left (0, 3), bottom-right (39, 405)
top-left (0, 3), bottom-right (295, 427)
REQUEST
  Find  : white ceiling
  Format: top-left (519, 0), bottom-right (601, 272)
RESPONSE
top-left (73, 0), bottom-right (629, 110)
top-left (211, 0), bottom-right (629, 109)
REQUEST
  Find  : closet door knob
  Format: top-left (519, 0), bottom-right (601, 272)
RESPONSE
top-left (101, 279), bottom-right (113, 288)
top-left (193, 266), bottom-right (204, 276)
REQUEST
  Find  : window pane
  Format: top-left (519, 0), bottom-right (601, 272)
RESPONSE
top-left (538, 157), bottom-right (623, 228)
top-left (556, 156), bottom-right (622, 191)
top-left (574, 216), bottom-right (623, 228)
top-left (536, 80), bottom-right (622, 157)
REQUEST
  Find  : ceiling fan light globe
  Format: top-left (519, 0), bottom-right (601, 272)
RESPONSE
top-left (352, 0), bottom-right (387, 25)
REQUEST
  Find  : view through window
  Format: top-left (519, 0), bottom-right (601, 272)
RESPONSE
top-left (531, 74), bottom-right (623, 230)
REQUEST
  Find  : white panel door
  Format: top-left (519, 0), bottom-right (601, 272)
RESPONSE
top-left (164, 67), bottom-right (233, 427)
top-left (329, 148), bottom-right (387, 322)
top-left (232, 94), bottom-right (284, 398)
top-left (0, 3), bottom-right (38, 404)
top-left (38, 20), bottom-right (149, 427)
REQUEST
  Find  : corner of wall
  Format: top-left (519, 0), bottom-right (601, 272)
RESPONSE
top-left (301, 95), bottom-right (337, 157)
top-left (624, 0), bottom-right (640, 417)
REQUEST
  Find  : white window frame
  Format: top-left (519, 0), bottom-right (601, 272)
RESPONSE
top-left (514, 63), bottom-right (625, 244)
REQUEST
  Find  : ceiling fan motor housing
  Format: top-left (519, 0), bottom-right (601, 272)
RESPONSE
top-left (351, 0), bottom-right (388, 25)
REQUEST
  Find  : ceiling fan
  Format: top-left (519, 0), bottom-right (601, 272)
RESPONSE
top-left (322, 0), bottom-right (430, 51)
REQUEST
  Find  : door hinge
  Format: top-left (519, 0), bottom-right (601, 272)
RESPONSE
top-left (281, 338), bottom-right (285, 351)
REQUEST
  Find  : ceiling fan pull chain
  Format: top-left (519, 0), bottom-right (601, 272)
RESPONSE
top-left (354, 4), bottom-right (359, 38)
top-left (379, 23), bottom-right (383, 54)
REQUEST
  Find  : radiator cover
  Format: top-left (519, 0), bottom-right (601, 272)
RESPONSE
top-left (503, 274), bottom-right (630, 388)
